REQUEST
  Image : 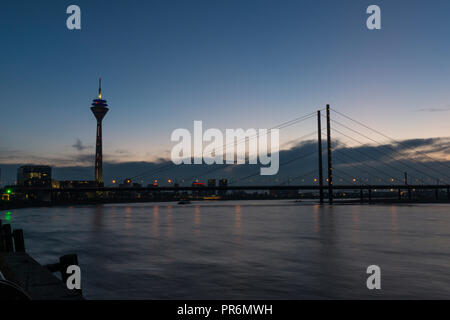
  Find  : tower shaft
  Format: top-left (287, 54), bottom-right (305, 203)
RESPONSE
top-left (94, 119), bottom-right (104, 185)
top-left (91, 78), bottom-right (109, 186)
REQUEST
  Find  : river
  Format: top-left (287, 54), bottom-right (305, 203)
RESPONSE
top-left (2, 200), bottom-right (450, 299)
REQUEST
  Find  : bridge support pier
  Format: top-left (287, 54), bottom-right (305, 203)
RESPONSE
top-left (368, 189), bottom-right (372, 202)
top-left (360, 189), bottom-right (363, 203)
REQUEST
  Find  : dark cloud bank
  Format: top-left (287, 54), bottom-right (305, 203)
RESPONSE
top-left (1, 137), bottom-right (449, 186)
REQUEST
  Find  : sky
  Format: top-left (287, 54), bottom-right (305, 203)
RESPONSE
top-left (1, 0), bottom-right (450, 181)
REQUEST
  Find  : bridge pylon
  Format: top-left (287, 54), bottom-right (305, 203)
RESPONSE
top-left (317, 110), bottom-right (324, 204)
top-left (326, 105), bottom-right (333, 204)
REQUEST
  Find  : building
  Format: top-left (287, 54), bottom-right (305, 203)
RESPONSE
top-left (91, 78), bottom-right (109, 186)
top-left (191, 179), bottom-right (206, 197)
top-left (207, 179), bottom-right (216, 188)
top-left (218, 178), bottom-right (228, 196)
top-left (1, 185), bottom-right (13, 201)
top-left (56, 180), bottom-right (98, 189)
top-left (219, 179), bottom-right (228, 187)
top-left (207, 179), bottom-right (216, 195)
top-left (17, 166), bottom-right (52, 188)
top-left (192, 179), bottom-right (205, 188)
top-left (119, 178), bottom-right (133, 188)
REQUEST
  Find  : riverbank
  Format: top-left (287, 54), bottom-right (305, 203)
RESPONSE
top-left (0, 219), bottom-right (84, 300)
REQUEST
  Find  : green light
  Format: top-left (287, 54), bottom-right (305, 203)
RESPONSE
top-left (6, 189), bottom-right (12, 194)
top-left (6, 211), bottom-right (11, 215)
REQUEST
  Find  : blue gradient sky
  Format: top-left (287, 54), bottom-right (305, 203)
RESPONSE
top-left (1, 0), bottom-right (449, 166)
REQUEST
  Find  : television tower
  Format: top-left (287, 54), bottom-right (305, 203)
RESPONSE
top-left (91, 78), bottom-right (109, 186)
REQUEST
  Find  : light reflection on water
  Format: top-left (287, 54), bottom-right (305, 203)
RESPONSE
top-left (3, 200), bottom-right (450, 299)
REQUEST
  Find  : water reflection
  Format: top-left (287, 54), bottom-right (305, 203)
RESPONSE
top-left (4, 211), bottom-right (12, 222)
top-left (194, 205), bottom-right (201, 235)
top-left (390, 206), bottom-right (398, 243)
top-left (315, 205), bottom-right (341, 297)
top-left (313, 205), bottom-right (320, 233)
top-left (166, 205), bottom-right (173, 239)
top-left (351, 206), bottom-right (360, 244)
top-left (234, 205), bottom-right (242, 237)
top-left (124, 206), bottom-right (132, 230)
top-left (153, 205), bottom-right (159, 238)
top-left (93, 205), bottom-right (104, 231)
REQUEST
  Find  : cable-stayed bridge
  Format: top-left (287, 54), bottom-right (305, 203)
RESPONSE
top-left (46, 105), bottom-right (450, 204)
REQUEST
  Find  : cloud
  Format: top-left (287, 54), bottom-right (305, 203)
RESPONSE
top-left (1, 137), bottom-right (450, 186)
top-left (73, 154), bottom-right (94, 164)
top-left (417, 105), bottom-right (450, 113)
top-left (72, 138), bottom-right (91, 151)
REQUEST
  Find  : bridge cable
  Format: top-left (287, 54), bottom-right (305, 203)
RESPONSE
top-left (327, 116), bottom-right (448, 183)
top-left (330, 108), bottom-right (450, 175)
